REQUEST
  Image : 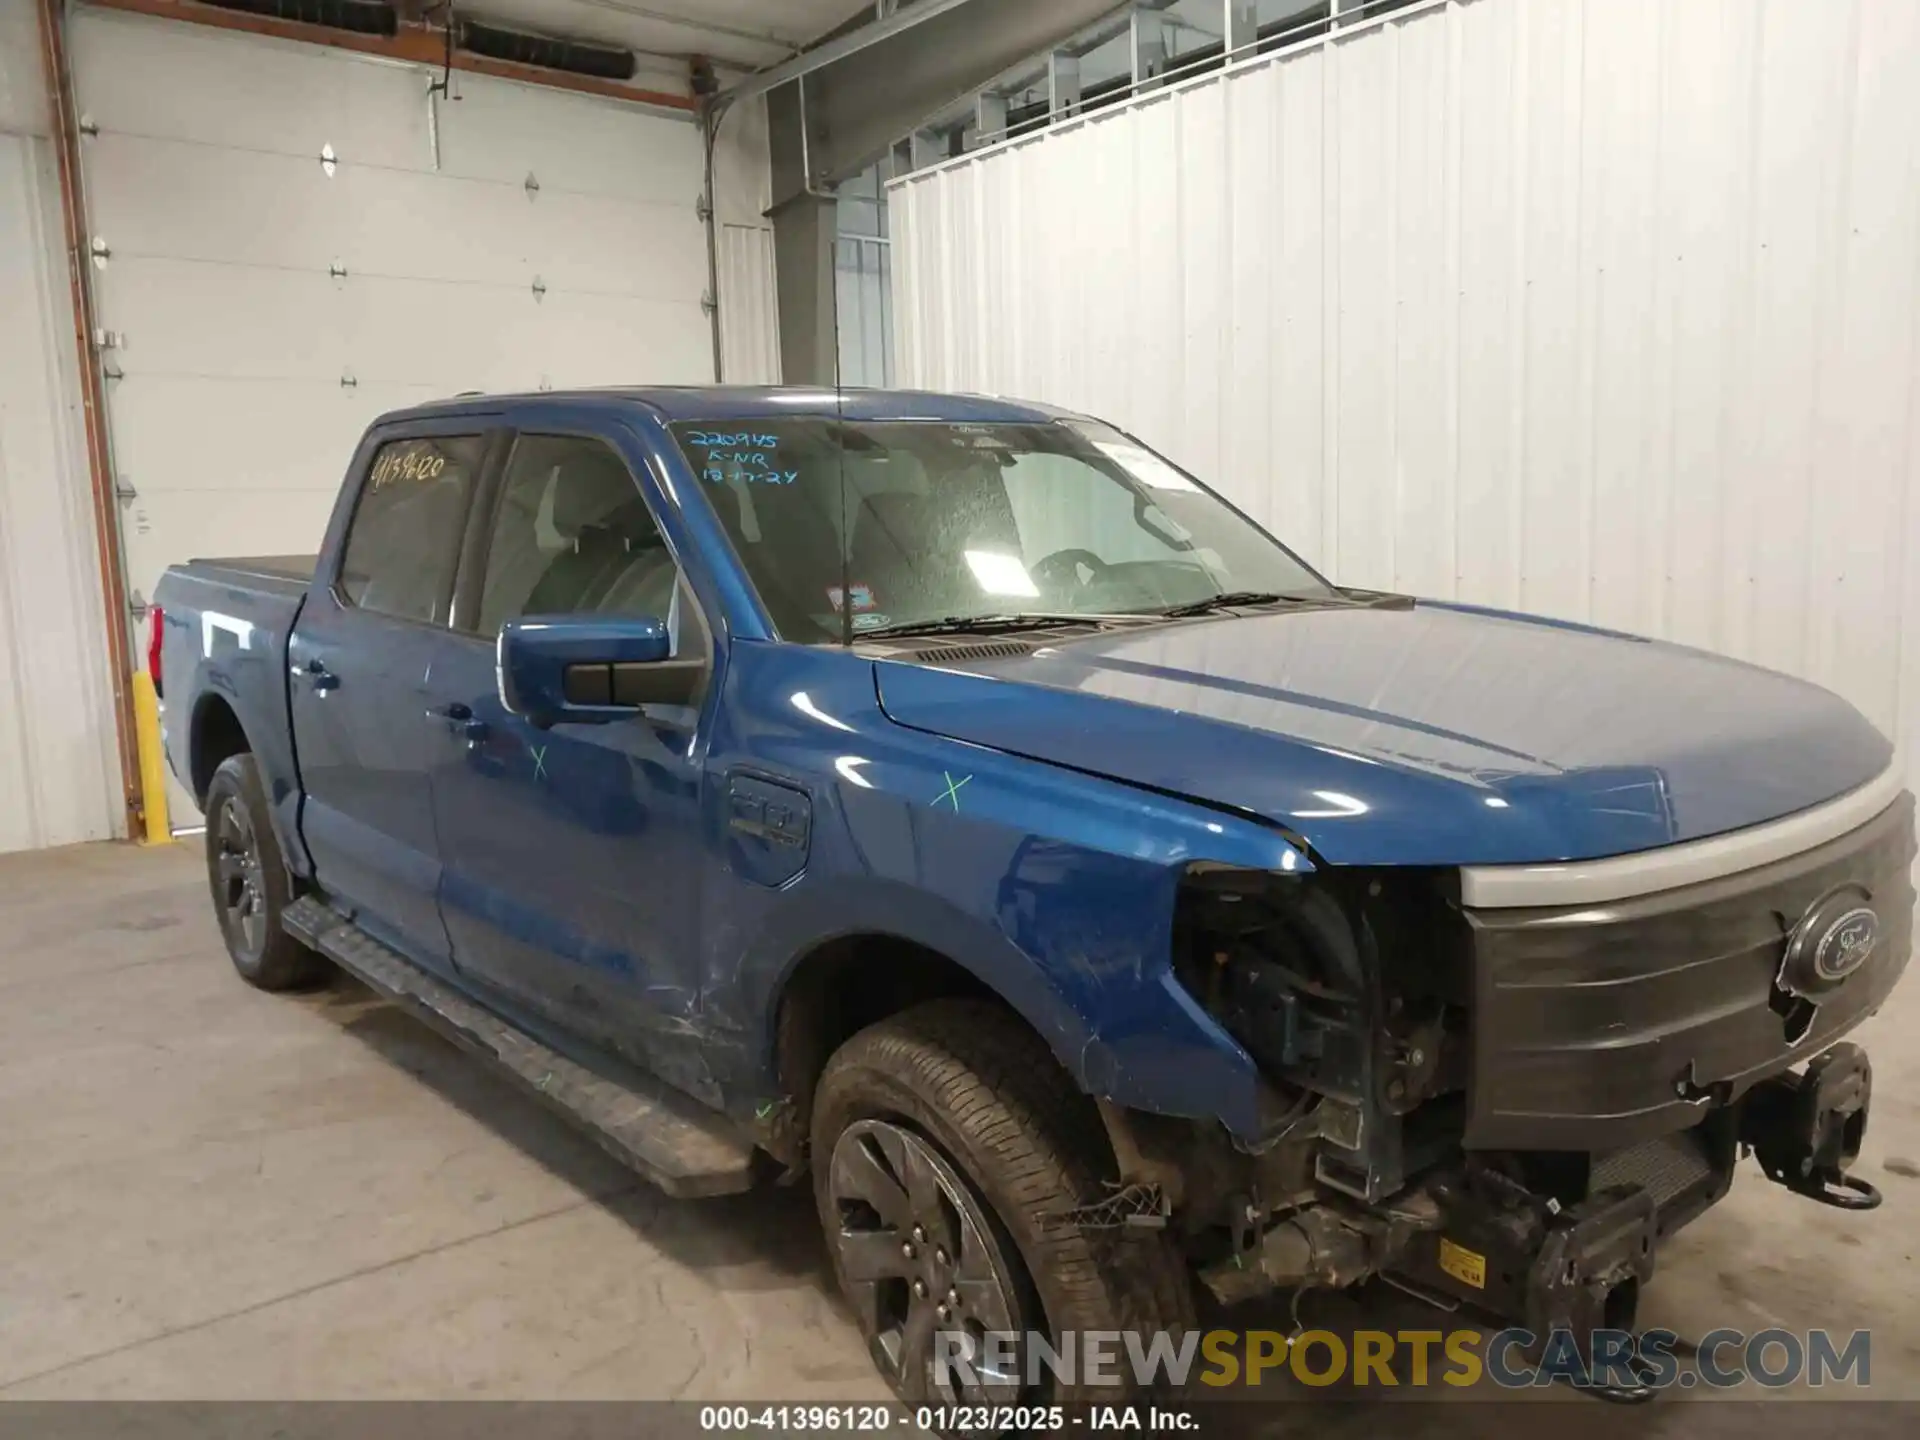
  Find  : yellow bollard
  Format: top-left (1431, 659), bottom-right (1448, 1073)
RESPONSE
top-left (130, 669), bottom-right (172, 845)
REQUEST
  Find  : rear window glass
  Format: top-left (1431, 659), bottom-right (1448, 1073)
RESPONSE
top-left (338, 436), bottom-right (484, 624)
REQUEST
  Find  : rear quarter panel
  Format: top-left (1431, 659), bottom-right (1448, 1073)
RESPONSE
top-left (155, 565), bottom-right (308, 874)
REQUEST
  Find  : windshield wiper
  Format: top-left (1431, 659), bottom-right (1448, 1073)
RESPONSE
top-left (853, 613), bottom-right (1100, 641)
top-left (1151, 590), bottom-right (1304, 618)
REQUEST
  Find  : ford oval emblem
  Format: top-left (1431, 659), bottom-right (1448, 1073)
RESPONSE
top-left (1813, 905), bottom-right (1878, 981)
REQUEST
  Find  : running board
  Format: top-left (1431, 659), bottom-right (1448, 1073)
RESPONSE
top-left (283, 895), bottom-right (756, 1198)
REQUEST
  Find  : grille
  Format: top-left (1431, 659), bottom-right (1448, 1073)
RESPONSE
top-left (1464, 793), bottom-right (1914, 1151)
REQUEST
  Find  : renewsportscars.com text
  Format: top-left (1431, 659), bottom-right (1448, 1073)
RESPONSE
top-left (934, 1326), bottom-right (1871, 1392)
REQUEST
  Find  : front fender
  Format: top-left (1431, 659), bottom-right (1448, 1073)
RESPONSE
top-left (741, 875), bottom-right (1268, 1132)
top-left (705, 643), bottom-right (1302, 1139)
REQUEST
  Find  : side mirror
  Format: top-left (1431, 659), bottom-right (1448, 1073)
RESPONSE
top-left (498, 615), bottom-right (704, 726)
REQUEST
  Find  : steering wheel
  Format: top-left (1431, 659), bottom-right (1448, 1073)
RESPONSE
top-left (1030, 548), bottom-right (1113, 595)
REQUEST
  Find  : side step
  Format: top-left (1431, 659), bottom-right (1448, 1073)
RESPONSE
top-left (284, 895), bottom-right (757, 1198)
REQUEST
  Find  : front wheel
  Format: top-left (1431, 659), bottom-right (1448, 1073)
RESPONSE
top-left (203, 753), bottom-right (326, 991)
top-left (811, 1000), bottom-right (1194, 1409)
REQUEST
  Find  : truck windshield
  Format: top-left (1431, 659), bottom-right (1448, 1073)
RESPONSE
top-left (667, 418), bottom-right (1335, 643)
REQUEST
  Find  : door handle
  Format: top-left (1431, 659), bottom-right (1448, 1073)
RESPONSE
top-left (304, 658), bottom-right (339, 694)
top-left (427, 701), bottom-right (487, 744)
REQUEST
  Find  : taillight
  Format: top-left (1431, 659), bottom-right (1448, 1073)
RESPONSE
top-left (147, 605), bottom-right (164, 697)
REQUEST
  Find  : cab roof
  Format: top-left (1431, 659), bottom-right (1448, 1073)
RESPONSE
top-left (381, 385), bottom-right (1091, 428)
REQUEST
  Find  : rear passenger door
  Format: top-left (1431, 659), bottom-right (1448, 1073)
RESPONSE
top-left (422, 428), bottom-right (715, 1095)
top-left (289, 425), bottom-right (492, 964)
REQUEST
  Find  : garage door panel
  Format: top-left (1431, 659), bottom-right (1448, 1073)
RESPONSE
top-left (88, 134), bottom-right (351, 271)
top-left (75, 13), bottom-right (342, 157)
top-left (338, 286), bottom-right (711, 393)
top-left (337, 164), bottom-right (545, 288)
top-left (71, 7), bottom-right (750, 716)
top-left (527, 294), bottom-right (711, 388)
top-left (126, 489), bottom-right (339, 586)
top-left (84, 141), bottom-right (713, 298)
top-left (74, 12), bottom-right (433, 173)
top-left (110, 373), bottom-right (375, 502)
top-left (434, 75), bottom-right (703, 202)
top-left (113, 375), bottom-right (436, 592)
top-left (341, 278), bottom-right (544, 390)
top-left (333, 168), bottom-right (706, 301)
top-left (526, 189), bottom-right (707, 300)
top-left (98, 259), bottom-right (344, 382)
top-left (332, 57), bottom-right (440, 174)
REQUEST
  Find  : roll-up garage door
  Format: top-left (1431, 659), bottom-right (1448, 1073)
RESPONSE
top-left (70, 7), bottom-right (726, 820)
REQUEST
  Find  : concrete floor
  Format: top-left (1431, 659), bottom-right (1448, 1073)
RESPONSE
top-left (2, 839), bottom-right (1919, 1404)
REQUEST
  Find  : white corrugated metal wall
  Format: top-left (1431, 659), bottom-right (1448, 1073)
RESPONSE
top-left (892, 0), bottom-right (1920, 778)
top-left (0, 0), bottom-right (124, 854)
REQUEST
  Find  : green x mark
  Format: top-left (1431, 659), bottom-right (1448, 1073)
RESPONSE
top-left (530, 745), bottom-right (549, 782)
top-left (935, 772), bottom-right (972, 811)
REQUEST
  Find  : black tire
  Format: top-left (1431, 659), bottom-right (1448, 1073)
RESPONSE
top-left (811, 999), bottom-right (1194, 1408)
top-left (203, 753), bottom-right (326, 992)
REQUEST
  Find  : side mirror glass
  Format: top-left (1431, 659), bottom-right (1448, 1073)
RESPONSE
top-left (497, 615), bottom-right (702, 725)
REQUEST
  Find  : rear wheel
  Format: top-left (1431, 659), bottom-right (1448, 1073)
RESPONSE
top-left (204, 753), bottom-right (326, 991)
top-left (811, 1000), bottom-right (1194, 1408)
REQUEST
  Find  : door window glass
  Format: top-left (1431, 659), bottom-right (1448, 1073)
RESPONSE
top-left (338, 435), bottom-right (484, 624)
top-left (476, 435), bottom-right (679, 636)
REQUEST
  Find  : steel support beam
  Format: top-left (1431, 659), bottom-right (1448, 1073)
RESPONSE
top-left (972, 92), bottom-right (1008, 148)
top-left (1131, 7), bottom-right (1167, 92)
top-left (890, 1), bottom-right (1189, 154)
top-left (1047, 50), bottom-right (1082, 119)
top-left (770, 0), bottom-right (1120, 187)
top-left (718, 0), bottom-right (979, 112)
top-left (1224, 0), bottom-right (1259, 59)
top-left (766, 77), bottom-right (838, 386)
top-left (759, 0), bottom-right (1120, 383)
top-left (910, 128), bottom-right (947, 169)
top-left (770, 191), bottom-right (839, 385)
top-left (891, 128), bottom-right (946, 173)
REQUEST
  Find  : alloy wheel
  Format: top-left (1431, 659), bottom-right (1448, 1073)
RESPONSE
top-left (214, 796), bottom-right (267, 956)
top-left (827, 1118), bottom-right (1031, 1406)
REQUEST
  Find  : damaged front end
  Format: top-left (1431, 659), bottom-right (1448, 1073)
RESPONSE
top-left (1141, 863), bottom-right (1472, 1304)
top-left (1099, 797), bottom-right (1912, 1364)
top-left (1174, 864), bottom-right (1471, 1209)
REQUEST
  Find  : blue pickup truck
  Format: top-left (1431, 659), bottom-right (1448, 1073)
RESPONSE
top-left (155, 386), bottom-right (1910, 1402)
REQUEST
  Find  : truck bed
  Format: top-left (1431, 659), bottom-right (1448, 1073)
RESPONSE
top-left (176, 553), bottom-right (318, 597)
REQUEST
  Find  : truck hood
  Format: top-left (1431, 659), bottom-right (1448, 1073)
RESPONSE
top-left (872, 601), bottom-right (1893, 867)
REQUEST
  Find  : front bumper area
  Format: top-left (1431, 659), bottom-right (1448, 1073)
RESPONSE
top-left (1183, 787), bottom-right (1907, 1357)
top-left (1397, 1040), bottom-right (1880, 1334)
top-left (1461, 792), bottom-right (1913, 1151)
top-left (1201, 1042), bottom-right (1882, 1343)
